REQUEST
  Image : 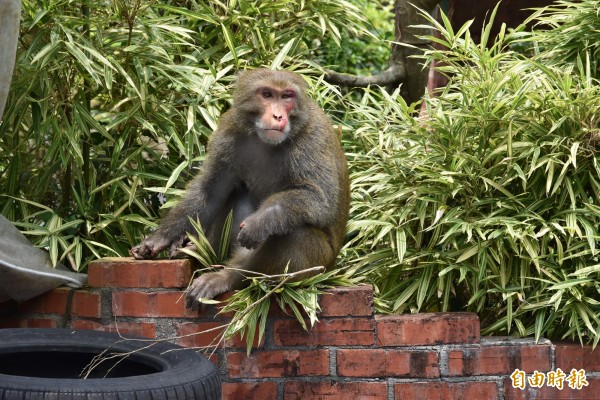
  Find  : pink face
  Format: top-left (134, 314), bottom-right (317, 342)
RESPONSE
top-left (255, 86), bottom-right (296, 145)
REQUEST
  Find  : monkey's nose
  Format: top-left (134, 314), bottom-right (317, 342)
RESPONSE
top-left (273, 115), bottom-right (283, 121)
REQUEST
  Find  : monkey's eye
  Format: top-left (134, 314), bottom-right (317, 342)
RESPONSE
top-left (281, 92), bottom-right (295, 99)
top-left (261, 90), bottom-right (273, 98)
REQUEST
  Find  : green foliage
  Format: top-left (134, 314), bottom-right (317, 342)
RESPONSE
top-left (0, 0), bottom-right (368, 271)
top-left (342, 3), bottom-right (600, 344)
top-left (181, 215), bottom-right (233, 267)
top-left (528, 0), bottom-right (600, 79)
top-left (314, 0), bottom-right (393, 75)
top-left (219, 267), bottom-right (360, 354)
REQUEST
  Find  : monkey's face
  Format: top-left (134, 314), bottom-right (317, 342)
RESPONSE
top-left (254, 86), bottom-right (296, 145)
top-left (233, 69), bottom-right (309, 145)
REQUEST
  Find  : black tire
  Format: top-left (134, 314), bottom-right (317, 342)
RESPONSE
top-left (0, 328), bottom-right (221, 400)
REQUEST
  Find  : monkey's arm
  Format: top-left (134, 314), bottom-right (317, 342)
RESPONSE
top-left (131, 141), bottom-right (237, 259)
top-left (237, 182), bottom-right (335, 249)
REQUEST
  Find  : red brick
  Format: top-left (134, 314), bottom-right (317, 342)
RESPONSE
top-left (443, 381), bottom-right (499, 400)
top-left (228, 349), bottom-right (329, 378)
top-left (19, 290), bottom-right (66, 314)
top-left (224, 328), bottom-right (265, 349)
top-left (19, 289), bottom-right (68, 314)
top-left (337, 348), bottom-right (439, 378)
top-left (88, 257), bottom-right (193, 288)
top-left (274, 318), bottom-right (375, 346)
top-left (284, 381), bottom-right (387, 399)
top-left (0, 319), bottom-right (21, 328)
top-left (394, 381), bottom-right (443, 399)
top-left (177, 321), bottom-right (226, 349)
top-left (177, 321), bottom-right (265, 350)
top-left (319, 285), bottom-right (373, 317)
top-left (555, 342), bottom-right (600, 372)
top-left (222, 382), bottom-right (277, 400)
top-left (504, 376), bottom-right (600, 400)
top-left (71, 320), bottom-right (156, 338)
top-left (395, 381), bottom-right (498, 400)
top-left (19, 288), bottom-right (101, 318)
top-left (0, 318), bottom-right (57, 328)
top-left (112, 291), bottom-right (197, 317)
top-left (376, 312), bottom-right (480, 346)
top-left (72, 291), bottom-right (102, 318)
top-left (448, 344), bottom-right (551, 376)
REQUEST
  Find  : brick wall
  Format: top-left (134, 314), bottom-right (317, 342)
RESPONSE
top-left (1, 257), bottom-right (599, 400)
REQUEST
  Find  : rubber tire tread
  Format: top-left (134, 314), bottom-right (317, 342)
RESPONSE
top-left (0, 328), bottom-right (221, 400)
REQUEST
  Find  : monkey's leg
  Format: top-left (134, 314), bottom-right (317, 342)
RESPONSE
top-left (186, 227), bottom-right (334, 308)
top-left (241, 226), bottom-right (335, 276)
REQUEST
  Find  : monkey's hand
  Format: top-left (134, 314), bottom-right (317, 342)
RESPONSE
top-left (129, 234), bottom-right (172, 259)
top-left (237, 215), bottom-right (270, 249)
top-left (186, 270), bottom-right (235, 310)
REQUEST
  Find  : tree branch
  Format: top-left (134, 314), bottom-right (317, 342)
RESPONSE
top-left (324, 64), bottom-right (406, 88)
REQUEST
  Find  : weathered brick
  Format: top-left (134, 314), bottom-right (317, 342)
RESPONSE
top-left (394, 381), bottom-right (498, 400)
top-left (112, 291), bottom-right (196, 317)
top-left (376, 312), bottom-right (480, 346)
top-left (19, 290), bottom-right (67, 314)
top-left (448, 344), bottom-right (552, 376)
top-left (71, 320), bottom-right (156, 338)
top-left (228, 349), bottom-right (329, 378)
top-left (394, 381), bottom-right (443, 399)
top-left (554, 342), bottom-right (600, 372)
top-left (319, 285), bottom-right (373, 317)
top-left (337, 348), bottom-right (439, 378)
top-left (19, 288), bottom-right (101, 318)
top-left (274, 317), bottom-right (375, 346)
top-left (222, 382), bottom-right (277, 400)
top-left (177, 321), bottom-right (225, 349)
top-left (224, 327), bottom-right (266, 349)
top-left (71, 290), bottom-right (102, 318)
top-left (285, 381), bottom-right (387, 399)
top-left (177, 320), bottom-right (266, 350)
top-left (88, 257), bottom-right (193, 288)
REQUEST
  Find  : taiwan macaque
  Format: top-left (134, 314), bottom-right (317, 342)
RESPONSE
top-left (130, 69), bottom-right (350, 308)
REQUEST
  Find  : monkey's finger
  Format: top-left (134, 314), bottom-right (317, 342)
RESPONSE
top-left (186, 296), bottom-right (202, 311)
top-left (186, 277), bottom-right (207, 310)
top-left (186, 292), bottom-right (209, 311)
top-left (187, 282), bottom-right (202, 303)
top-left (185, 290), bottom-right (201, 310)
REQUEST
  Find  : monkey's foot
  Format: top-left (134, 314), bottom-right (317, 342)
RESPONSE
top-left (186, 270), bottom-right (235, 310)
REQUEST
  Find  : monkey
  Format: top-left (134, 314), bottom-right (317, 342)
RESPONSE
top-left (130, 68), bottom-right (350, 308)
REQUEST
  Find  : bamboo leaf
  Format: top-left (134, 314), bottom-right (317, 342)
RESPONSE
top-left (220, 23), bottom-right (238, 64)
top-left (271, 38), bottom-right (296, 70)
top-left (456, 244), bottom-right (479, 264)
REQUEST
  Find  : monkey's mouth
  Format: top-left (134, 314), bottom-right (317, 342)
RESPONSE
top-left (263, 129), bottom-right (286, 143)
